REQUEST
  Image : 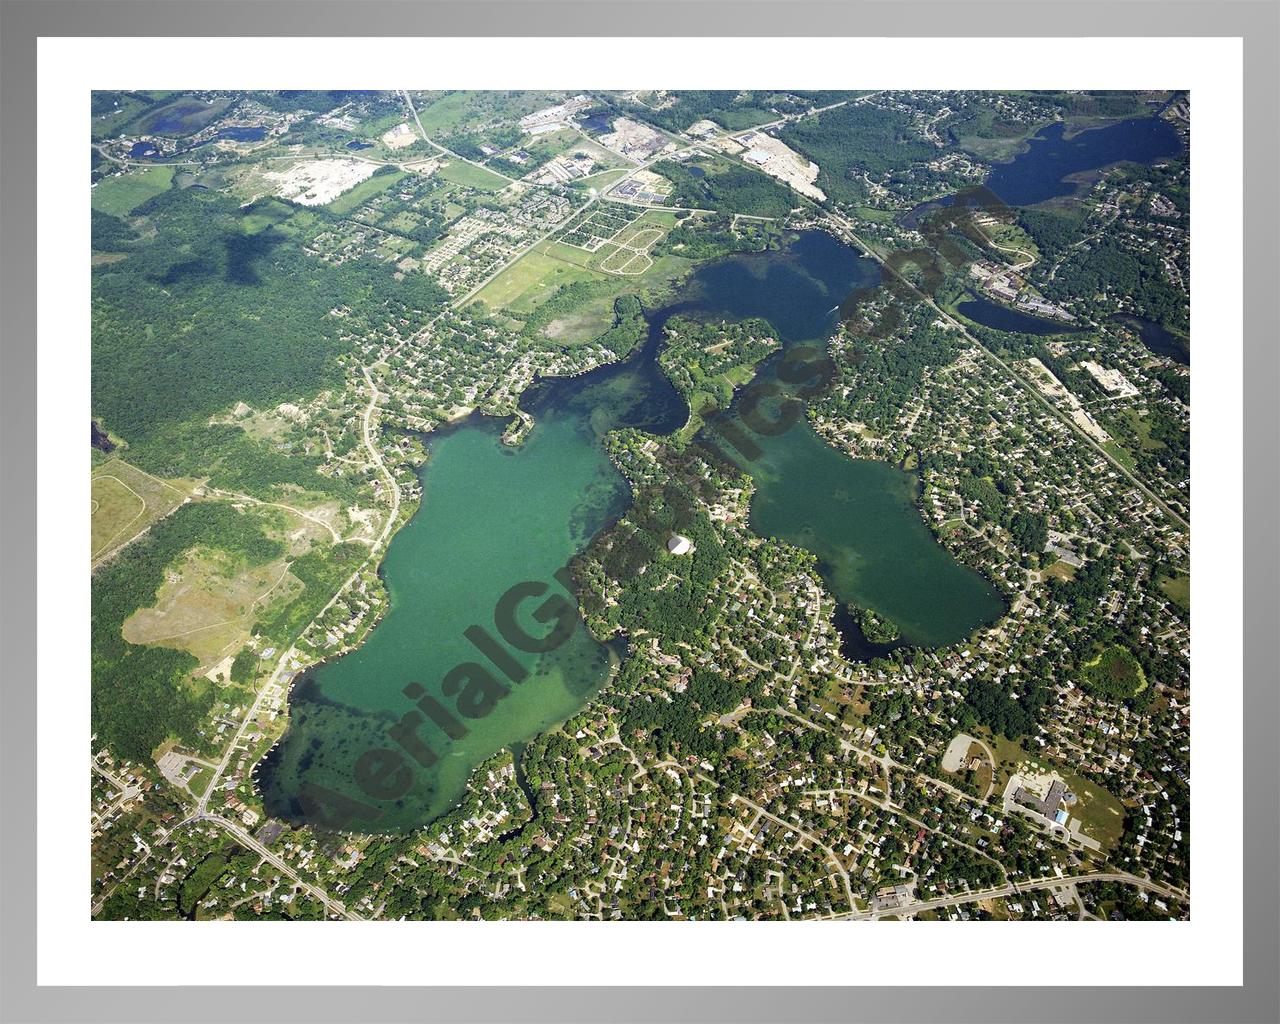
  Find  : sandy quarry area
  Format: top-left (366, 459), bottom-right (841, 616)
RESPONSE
top-left (736, 131), bottom-right (826, 202)
top-left (382, 122), bottom-right (417, 150)
top-left (265, 158), bottom-right (377, 206)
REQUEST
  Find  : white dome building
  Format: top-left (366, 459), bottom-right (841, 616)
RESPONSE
top-left (667, 534), bottom-right (693, 556)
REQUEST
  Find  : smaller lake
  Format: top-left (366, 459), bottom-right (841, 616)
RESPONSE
top-left (347, 140), bottom-right (374, 150)
top-left (215, 125), bottom-right (266, 143)
top-left (904, 116), bottom-right (1185, 225)
top-left (129, 141), bottom-right (160, 158)
top-left (958, 296), bottom-right (1085, 336)
top-left (983, 117), bottom-right (1184, 207)
top-left (579, 113), bottom-right (613, 133)
top-left (1110, 313), bottom-right (1189, 365)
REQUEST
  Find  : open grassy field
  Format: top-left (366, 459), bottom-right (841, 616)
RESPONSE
top-left (91, 166), bottom-right (176, 217)
top-left (972, 727), bottom-right (1031, 793)
top-left (1160, 572), bottom-right (1191, 610)
top-left (122, 547), bottom-right (303, 669)
top-left (1043, 559), bottom-right (1078, 582)
top-left (954, 115), bottom-right (1056, 163)
top-left (1102, 439), bottom-right (1137, 472)
top-left (851, 205), bottom-right (898, 225)
top-left (92, 459), bottom-right (195, 565)
top-left (411, 90), bottom-right (565, 136)
top-left (470, 247), bottom-right (601, 314)
top-left (436, 159), bottom-right (509, 191)
top-left (469, 206), bottom-right (690, 346)
top-left (571, 168), bottom-right (631, 194)
top-left (541, 302), bottom-right (625, 346)
top-left (136, 95), bottom-right (234, 137)
top-left (1118, 408), bottom-right (1167, 451)
top-left (1060, 771), bottom-right (1127, 851)
top-left (325, 169), bottom-right (406, 216)
top-left (118, 496), bottom-right (334, 670)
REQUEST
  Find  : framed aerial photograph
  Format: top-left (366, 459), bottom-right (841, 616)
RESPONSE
top-left (4, 4), bottom-right (1277, 1023)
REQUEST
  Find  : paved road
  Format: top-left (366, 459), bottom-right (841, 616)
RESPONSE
top-left (840, 869), bottom-right (1185, 921)
top-left (199, 812), bottom-right (362, 920)
top-left (399, 89), bottom-right (514, 183)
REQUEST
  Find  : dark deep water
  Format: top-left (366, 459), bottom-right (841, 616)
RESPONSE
top-left (983, 117), bottom-right (1184, 207)
top-left (957, 296), bottom-right (1085, 336)
top-left (1109, 313), bottom-right (1190, 365)
top-left (259, 231), bottom-right (1004, 832)
top-left (903, 115), bottom-right (1185, 226)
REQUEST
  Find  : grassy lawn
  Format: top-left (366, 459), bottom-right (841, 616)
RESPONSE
top-left (91, 166), bottom-right (176, 216)
top-left (972, 727), bottom-right (1030, 793)
top-left (851, 206), bottom-right (897, 225)
top-left (1043, 559), bottom-right (1077, 581)
top-left (325, 170), bottom-right (405, 216)
top-left (1102, 439), bottom-right (1136, 472)
top-left (1160, 573), bottom-right (1191, 610)
top-left (571, 168), bottom-right (631, 193)
top-left (469, 248), bottom-right (603, 315)
top-left (955, 117), bottom-right (1055, 163)
top-left (186, 765), bottom-right (213, 799)
top-left (412, 90), bottom-right (564, 136)
top-left (1061, 771), bottom-right (1127, 851)
top-left (436, 159), bottom-right (508, 191)
top-left (545, 892), bottom-right (575, 918)
top-left (91, 458), bottom-right (194, 563)
top-left (122, 545), bottom-right (303, 668)
top-left (1118, 408), bottom-right (1166, 452)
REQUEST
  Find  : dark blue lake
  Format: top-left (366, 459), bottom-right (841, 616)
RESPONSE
top-left (958, 296), bottom-right (1084, 336)
top-left (346, 140), bottom-right (374, 151)
top-left (216, 126), bottom-right (266, 142)
top-left (984, 117), bottom-right (1184, 207)
top-left (1110, 313), bottom-right (1190, 365)
top-left (580, 113), bottom-right (613, 133)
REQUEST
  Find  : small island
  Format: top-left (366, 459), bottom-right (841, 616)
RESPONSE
top-left (851, 604), bottom-right (901, 645)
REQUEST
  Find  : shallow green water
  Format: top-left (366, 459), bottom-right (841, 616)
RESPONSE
top-left (724, 423), bottom-right (1005, 649)
top-left (681, 230), bottom-right (1006, 650)
top-left (258, 301), bottom-right (685, 831)
top-left (259, 231), bottom-right (1003, 832)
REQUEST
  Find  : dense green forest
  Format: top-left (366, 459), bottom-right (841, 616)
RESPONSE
top-left (1081, 644), bottom-right (1147, 700)
top-left (659, 315), bottom-right (778, 413)
top-left (653, 160), bottom-right (798, 219)
top-left (1017, 208), bottom-right (1084, 264)
top-left (779, 104), bottom-right (938, 205)
top-left (593, 295), bottom-right (649, 358)
top-left (91, 208), bottom-right (141, 250)
top-left (613, 91), bottom-right (865, 134)
top-left (1044, 237), bottom-right (1187, 330)
top-left (615, 91), bottom-right (779, 133)
top-left (92, 502), bottom-right (282, 760)
top-left (91, 187), bottom-right (447, 496)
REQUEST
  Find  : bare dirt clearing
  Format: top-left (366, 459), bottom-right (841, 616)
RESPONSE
top-left (123, 547), bottom-right (303, 667)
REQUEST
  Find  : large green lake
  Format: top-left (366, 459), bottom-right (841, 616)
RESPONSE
top-left (259, 231), bottom-right (1003, 832)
